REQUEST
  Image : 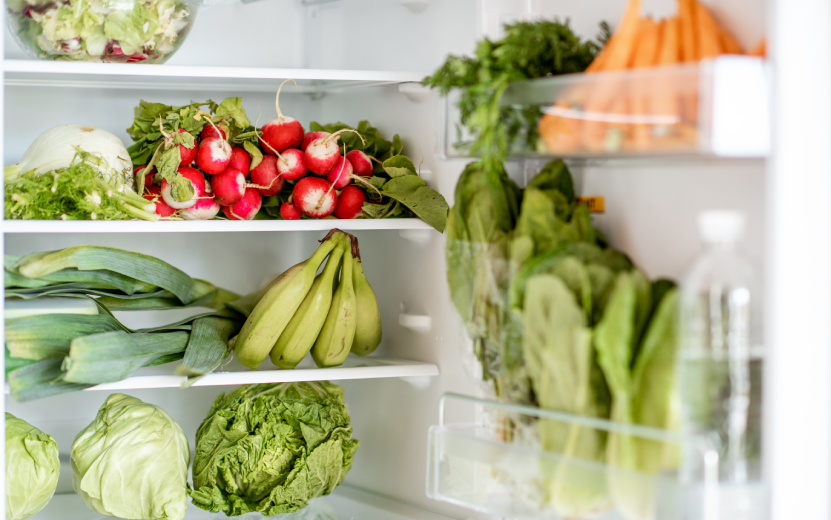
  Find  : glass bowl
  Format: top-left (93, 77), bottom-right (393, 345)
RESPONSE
top-left (6, 0), bottom-right (198, 64)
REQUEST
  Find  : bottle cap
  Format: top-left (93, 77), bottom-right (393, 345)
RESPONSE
top-left (699, 210), bottom-right (744, 243)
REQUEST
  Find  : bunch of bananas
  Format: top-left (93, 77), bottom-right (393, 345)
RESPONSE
top-left (234, 229), bottom-right (382, 369)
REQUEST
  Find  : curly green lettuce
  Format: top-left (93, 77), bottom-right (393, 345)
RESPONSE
top-left (190, 381), bottom-right (360, 517)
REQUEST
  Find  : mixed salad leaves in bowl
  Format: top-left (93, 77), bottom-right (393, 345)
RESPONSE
top-left (6, 0), bottom-right (197, 63)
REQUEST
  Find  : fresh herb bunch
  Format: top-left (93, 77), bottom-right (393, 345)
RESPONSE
top-left (423, 19), bottom-right (608, 162)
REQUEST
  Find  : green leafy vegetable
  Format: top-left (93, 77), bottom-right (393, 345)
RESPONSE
top-left (6, 413), bottom-right (60, 520)
top-left (5, 149), bottom-right (158, 222)
top-left (381, 175), bottom-right (448, 232)
top-left (190, 382), bottom-right (359, 516)
top-left (71, 394), bottom-right (190, 520)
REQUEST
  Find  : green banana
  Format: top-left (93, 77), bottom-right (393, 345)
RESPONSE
top-left (312, 247), bottom-right (357, 368)
top-left (351, 253), bottom-right (382, 356)
top-left (235, 237), bottom-right (338, 368)
top-left (270, 244), bottom-right (346, 368)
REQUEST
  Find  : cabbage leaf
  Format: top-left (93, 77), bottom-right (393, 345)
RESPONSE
top-left (6, 413), bottom-right (59, 520)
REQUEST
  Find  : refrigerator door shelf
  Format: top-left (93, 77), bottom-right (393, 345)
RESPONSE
top-left (437, 56), bottom-right (770, 161)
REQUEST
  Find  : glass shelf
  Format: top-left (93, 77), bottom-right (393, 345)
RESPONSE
top-left (437, 56), bottom-right (769, 161)
top-left (426, 393), bottom-right (766, 520)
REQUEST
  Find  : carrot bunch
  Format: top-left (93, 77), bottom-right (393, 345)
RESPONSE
top-left (538, 0), bottom-right (765, 155)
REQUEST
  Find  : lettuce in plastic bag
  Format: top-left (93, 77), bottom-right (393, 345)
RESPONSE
top-left (6, 413), bottom-right (59, 520)
top-left (190, 381), bottom-right (360, 517)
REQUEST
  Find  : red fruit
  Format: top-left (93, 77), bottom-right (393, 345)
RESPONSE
top-left (210, 167), bottom-right (246, 206)
top-left (143, 186), bottom-right (176, 217)
top-left (260, 80), bottom-right (305, 154)
top-left (178, 129), bottom-right (197, 165)
top-left (292, 176), bottom-right (337, 218)
top-left (228, 146), bottom-right (251, 174)
top-left (304, 135), bottom-right (341, 175)
top-left (223, 188), bottom-right (262, 220)
top-left (261, 117), bottom-right (304, 154)
top-left (180, 198), bottom-right (220, 220)
top-left (326, 156), bottom-right (353, 189)
top-left (250, 156), bottom-right (285, 197)
top-left (334, 186), bottom-right (366, 219)
top-left (197, 137), bottom-right (232, 175)
top-left (276, 148), bottom-right (308, 181)
top-left (302, 131), bottom-right (328, 152)
top-left (346, 149), bottom-right (373, 177)
top-left (280, 202), bottom-right (302, 220)
top-left (161, 167), bottom-right (206, 209)
top-left (200, 125), bottom-right (226, 141)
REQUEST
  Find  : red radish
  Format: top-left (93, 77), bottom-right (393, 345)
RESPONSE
top-left (180, 197), bottom-right (220, 220)
top-left (223, 188), bottom-right (262, 220)
top-left (197, 137), bottom-right (232, 175)
top-left (161, 167), bottom-right (206, 209)
top-left (301, 131), bottom-right (328, 152)
top-left (334, 186), bottom-right (366, 219)
top-left (260, 79), bottom-right (304, 154)
top-left (178, 129), bottom-right (197, 165)
top-left (249, 156), bottom-right (285, 196)
top-left (304, 129), bottom-right (363, 176)
top-left (326, 156), bottom-right (353, 189)
top-left (143, 186), bottom-right (176, 217)
top-left (292, 176), bottom-right (337, 218)
top-left (228, 146), bottom-right (251, 174)
top-left (200, 125), bottom-right (226, 141)
top-left (280, 202), bottom-right (302, 220)
top-left (135, 165), bottom-right (156, 187)
top-left (346, 149), bottom-right (373, 177)
top-left (210, 167), bottom-right (246, 206)
top-left (276, 148), bottom-right (307, 181)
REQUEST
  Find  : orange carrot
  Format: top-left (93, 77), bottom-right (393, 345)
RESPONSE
top-left (719, 26), bottom-right (744, 54)
top-left (632, 17), bottom-right (661, 68)
top-left (657, 17), bottom-right (681, 65)
top-left (749, 38), bottom-right (766, 57)
top-left (586, 35), bottom-right (614, 73)
top-left (605, 0), bottom-right (643, 70)
top-left (678, 0), bottom-right (697, 61)
top-left (695, 1), bottom-right (723, 59)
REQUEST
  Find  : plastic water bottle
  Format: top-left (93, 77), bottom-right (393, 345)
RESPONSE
top-left (678, 211), bottom-right (762, 485)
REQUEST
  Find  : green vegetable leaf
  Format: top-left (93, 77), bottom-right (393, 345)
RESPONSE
top-left (382, 155), bottom-right (416, 178)
top-left (381, 175), bottom-right (448, 232)
top-left (215, 97), bottom-right (250, 129)
top-left (174, 130), bottom-right (195, 149)
top-left (156, 147), bottom-right (193, 202)
top-left (242, 140), bottom-right (263, 170)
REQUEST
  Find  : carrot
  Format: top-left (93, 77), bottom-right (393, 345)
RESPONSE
top-left (678, 0), bottom-right (697, 61)
top-left (604, 0), bottom-right (643, 70)
top-left (719, 26), bottom-right (744, 54)
top-left (749, 38), bottom-right (766, 57)
top-left (632, 17), bottom-right (661, 68)
top-left (657, 17), bottom-right (681, 65)
top-left (586, 35), bottom-right (614, 73)
top-left (695, 1), bottom-right (723, 59)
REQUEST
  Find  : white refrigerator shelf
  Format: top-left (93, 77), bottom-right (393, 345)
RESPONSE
top-left (3, 59), bottom-right (427, 93)
top-left (5, 356), bottom-right (439, 394)
top-left (1, 218), bottom-right (435, 234)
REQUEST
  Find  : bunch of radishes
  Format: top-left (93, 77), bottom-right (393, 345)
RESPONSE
top-left (136, 119), bottom-right (263, 221)
top-left (137, 80), bottom-right (377, 221)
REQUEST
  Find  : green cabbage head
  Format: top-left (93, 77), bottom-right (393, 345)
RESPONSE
top-left (71, 393), bottom-right (190, 520)
top-left (6, 413), bottom-right (59, 520)
top-left (190, 381), bottom-right (360, 516)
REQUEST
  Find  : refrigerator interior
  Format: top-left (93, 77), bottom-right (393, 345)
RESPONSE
top-left (2, 0), bottom-right (773, 519)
